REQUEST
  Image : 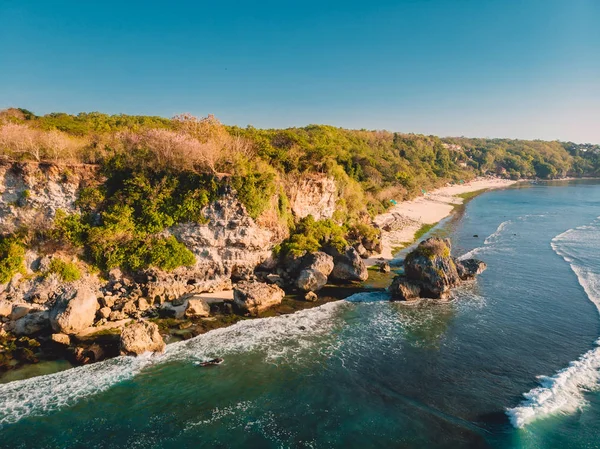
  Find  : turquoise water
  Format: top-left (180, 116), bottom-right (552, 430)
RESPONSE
top-left (1, 180), bottom-right (600, 448)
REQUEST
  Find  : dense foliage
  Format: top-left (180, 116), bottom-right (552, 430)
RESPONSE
top-left (0, 235), bottom-right (25, 283)
top-left (44, 258), bottom-right (81, 282)
top-left (1, 107), bottom-right (598, 274)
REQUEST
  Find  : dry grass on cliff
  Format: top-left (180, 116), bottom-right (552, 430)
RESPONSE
top-left (0, 113), bottom-right (255, 174)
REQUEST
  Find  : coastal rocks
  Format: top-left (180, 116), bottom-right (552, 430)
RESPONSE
top-left (51, 333), bottom-right (71, 346)
top-left (403, 238), bottom-right (460, 299)
top-left (389, 238), bottom-right (487, 301)
top-left (169, 192), bottom-right (275, 288)
top-left (389, 277), bottom-right (421, 301)
top-left (185, 298), bottom-right (211, 318)
top-left (120, 320), bottom-right (165, 356)
top-left (295, 252), bottom-right (334, 292)
top-left (49, 285), bottom-right (99, 334)
top-left (326, 247), bottom-right (368, 282)
top-left (377, 261), bottom-right (391, 273)
top-left (233, 281), bottom-right (285, 316)
top-left (12, 311), bottom-right (50, 336)
top-left (455, 258), bottom-right (487, 280)
top-left (304, 291), bottom-right (318, 302)
top-left (0, 300), bottom-right (12, 317)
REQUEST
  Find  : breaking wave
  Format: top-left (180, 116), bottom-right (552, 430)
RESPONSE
top-left (0, 299), bottom-right (351, 426)
top-left (459, 220), bottom-right (512, 260)
top-left (507, 219), bottom-right (600, 428)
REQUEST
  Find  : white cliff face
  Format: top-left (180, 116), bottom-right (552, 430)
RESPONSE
top-left (287, 176), bottom-right (337, 220)
top-left (170, 193), bottom-right (275, 280)
top-left (0, 162), bottom-right (98, 232)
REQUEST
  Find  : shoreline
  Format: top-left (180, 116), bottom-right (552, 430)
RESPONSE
top-left (367, 177), bottom-right (517, 264)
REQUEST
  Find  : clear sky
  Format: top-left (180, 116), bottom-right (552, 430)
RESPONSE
top-left (1, 0), bottom-right (599, 142)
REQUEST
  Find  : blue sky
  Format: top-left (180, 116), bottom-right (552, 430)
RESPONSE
top-left (1, 0), bottom-right (599, 142)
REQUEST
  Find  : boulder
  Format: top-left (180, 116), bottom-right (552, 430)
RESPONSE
top-left (455, 258), bottom-right (487, 280)
top-left (0, 300), bottom-right (12, 317)
top-left (98, 307), bottom-right (112, 319)
top-left (327, 247), bottom-right (368, 282)
top-left (12, 311), bottom-right (50, 336)
top-left (10, 303), bottom-right (40, 321)
top-left (389, 277), bottom-right (421, 301)
top-left (233, 281), bottom-right (285, 316)
top-left (301, 251), bottom-right (335, 277)
top-left (51, 333), bottom-right (71, 346)
top-left (296, 269), bottom-right (328, 292)
top-left (377, 262), bottom-right (391, 273)
top-left (50, 286), bottom-right (99, 334)
top-left (403, 238), bottom-right (460, 299)
top-left (136, 298), bottom-right (150, 311)
top-left (304, 291), bottom-right (318, 302)
top-left (185, 298), bottom-right (210, 318)
top-left (120, 320), bottom-right (165, 355)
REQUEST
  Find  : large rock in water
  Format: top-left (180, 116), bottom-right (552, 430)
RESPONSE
top-left (455, 258), bottom-right (487, 280)
top-left (390, 238), bottom-right (483, 301)
top-left (295, 252), bottom-right (334, 292)
top-left (120, 320), bottom-right (165, 355)
top-left (233, 281), bottom-right (285, 316)
top-left (50, 285), bottom-right (99, 334)
top-left (403, 238), bottom-right (461, 299)
top-left (388, 277), bottom-right (421, 302)
top-left (326, 247), bottom-right (368, 282)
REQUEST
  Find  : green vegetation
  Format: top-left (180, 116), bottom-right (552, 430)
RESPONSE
top-left (0, 235), bottom-right (25, 284)
top-left (44, 258), bottom-right (81, 282)
top-left (2, 107), bottom-right (599, 276)
top-left (456, 189), bottom-right (488, 202)
top-left (278, 216), bottom-right (348, 257)
top-left (414, 223), bottom-right (436, 241)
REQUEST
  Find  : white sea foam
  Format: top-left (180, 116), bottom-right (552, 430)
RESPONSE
top-left (484, 220), bottom-right (512, 245)
top-left (507, 219), bottom-right (600, 428)
top-left (459, 219), bottom-right (512, 260)
top-left (0, 299), bottom-right (349, 426)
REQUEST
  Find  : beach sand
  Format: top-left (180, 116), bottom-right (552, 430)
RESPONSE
top-left (369, 177), bottom-right (517, 263)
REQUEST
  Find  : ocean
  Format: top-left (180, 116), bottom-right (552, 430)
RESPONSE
top-left (1, 180), bottom-right (599, 448)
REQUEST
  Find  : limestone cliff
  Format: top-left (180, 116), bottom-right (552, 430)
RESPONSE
top-left (287, 175), bottom-right (337, 220)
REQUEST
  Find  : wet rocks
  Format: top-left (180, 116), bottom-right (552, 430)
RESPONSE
top-left (233, 281), bottom-right (285, 316)
top-left (389, 238), bottom-right (486, 301)
top-left (120, 320), bottom-right (165, 356)
top-left (295, 251), bottom-right (334, 292)
top-left (185, 298), bottom-right (211, 318)
top-left (455, 258), bottom-right (487, 280)
top-left (389, 277), bottom-right (421, 301)
top-left (326, 247), bottom-right (368, 283)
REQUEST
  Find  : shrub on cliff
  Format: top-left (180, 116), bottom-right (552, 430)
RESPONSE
top-left (0, 235), bottom-right (25, 283)
top-left (278, 216), bottom-right (348, 257)
top-left (45, 258), bottom-right (81, 282)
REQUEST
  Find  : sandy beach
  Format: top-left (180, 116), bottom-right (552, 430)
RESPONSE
top-left (370, 177), bottom-right (517, 262)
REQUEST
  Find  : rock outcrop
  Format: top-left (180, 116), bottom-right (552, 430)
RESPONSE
top-left (120, 320), bottom-right (165, 355)
top-left (233, 281), bottom-right (285, 316)
top-left (456, 258), bottom-right (487, 280)
top-left (185, 298), bottom-right (211, 318)
top-left (12, 311), bottom-right (50, 336)
top-left (50, 285), bottom-right (99, 334)
top-left (295, 252), bottom-right (334, 292)
top-left (287, 176), bottom-right (337, 220)
top-left (326, 247), bottom-right (368, 282)
top-left (0, 161), bottom-right (98, 233)
top-left (389, 238), bottom-right (486, 301)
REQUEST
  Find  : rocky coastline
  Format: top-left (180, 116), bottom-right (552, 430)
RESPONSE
top-left (0, 161), bottom-right (490, 376)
